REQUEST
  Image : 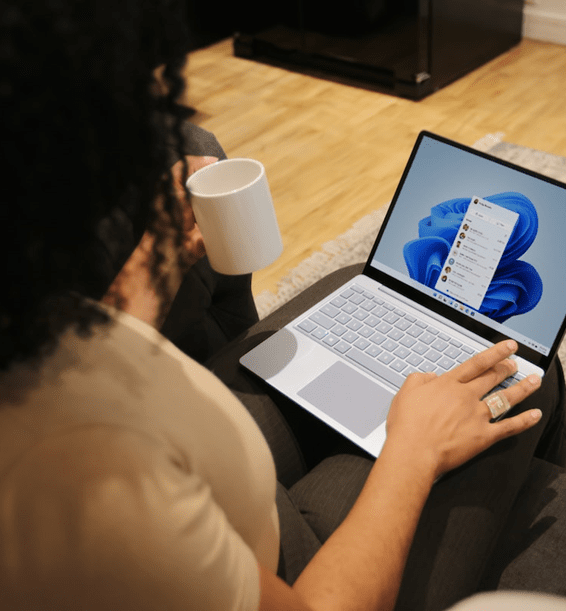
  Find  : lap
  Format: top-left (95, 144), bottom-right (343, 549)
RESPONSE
top-left (205, 265), bottom-right (566, 601)
top-left (394, 355), bottom-right (565, 611)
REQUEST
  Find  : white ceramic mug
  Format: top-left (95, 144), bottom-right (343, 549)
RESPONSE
top-left (186, 158), bottom-right (283, 275)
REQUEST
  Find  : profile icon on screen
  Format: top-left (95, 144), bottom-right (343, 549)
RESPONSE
top-left (459, 232), bottom-right (466, 239)
top-left (463, 223), bottom-right (469, 231)
top-left (445, 266), bottom-right (451, 273)
top-left (441, 275), bottom-right (447, 282)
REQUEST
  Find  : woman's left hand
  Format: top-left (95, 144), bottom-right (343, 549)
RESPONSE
top-left (170, 155), bottom-right (218, 266)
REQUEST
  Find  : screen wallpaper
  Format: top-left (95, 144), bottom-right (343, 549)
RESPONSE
top-left (370, 135), bottom-right (566, 354)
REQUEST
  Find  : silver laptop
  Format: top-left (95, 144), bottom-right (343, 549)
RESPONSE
top-left (241, 131), bottom-right (566, 457)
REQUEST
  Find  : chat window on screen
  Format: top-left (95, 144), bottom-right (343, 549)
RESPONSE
top-left (435, 196), bottom-right (519, 311)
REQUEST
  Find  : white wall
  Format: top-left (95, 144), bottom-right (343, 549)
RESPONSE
top-left (523, 0), bottom-right (566, 45)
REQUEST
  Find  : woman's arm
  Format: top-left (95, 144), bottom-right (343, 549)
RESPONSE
top-left (259, 340), bottom-right (543, 611)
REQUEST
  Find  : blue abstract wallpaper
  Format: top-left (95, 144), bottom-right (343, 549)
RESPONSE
top-left (403, 192), bottom-right (542, 322)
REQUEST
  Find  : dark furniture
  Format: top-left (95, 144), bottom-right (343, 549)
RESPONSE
top-left (233, 0), bottom-right (524, 99)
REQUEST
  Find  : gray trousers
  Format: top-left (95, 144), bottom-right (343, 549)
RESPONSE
top-left (204, 264), bottom-right (566, 611)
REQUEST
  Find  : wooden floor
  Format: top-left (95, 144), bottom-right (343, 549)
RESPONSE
top-left (181, 38), bottom-right (566, 297)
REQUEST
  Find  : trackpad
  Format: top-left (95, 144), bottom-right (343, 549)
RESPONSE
top-left (297, 362), bottom-right (393, 438)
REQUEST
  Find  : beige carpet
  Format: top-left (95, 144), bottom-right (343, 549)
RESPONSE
top-left (254, 133), bottom-right (566, 368)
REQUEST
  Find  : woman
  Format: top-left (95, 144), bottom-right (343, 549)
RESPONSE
top-left (1, 0), bottom-right (565, 609)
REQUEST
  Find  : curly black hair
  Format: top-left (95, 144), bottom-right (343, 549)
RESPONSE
top-left (0, 0), bottom-right (194, 370)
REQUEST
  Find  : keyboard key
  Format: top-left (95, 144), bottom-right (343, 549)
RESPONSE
top-left (413, 342), bottom-right (429, 355)
top-left (383, 312), bottom-right (400, 324)
top-left (332, 324), bottom-right (347, 337)
top-left (437, 356), bottom-right (456, 370)
top-left (346, 319), bottom-right (363, 331)
top-left (395, 319), bottom-right (412, 331)
top-left (336, 313), bottom-right (352, 325)
top-left (352, 309), bottom-right (369, 321)
top-left (394, 346), bottom-right (411, 359)
top-left (312, 328), bottom-right (328, 339)
top-left (361, 300), bottom-right (376, 312)
top-left (342, 303), bottom-right (358, 314)
top-left (343, 331), bottom-right (358, 343)
top-left (346, 348), bottom-right (406, 388)
top-left (382, 339), bottom-right (399, 352)
top-left (298, 319), bottom-right (317, 332)
top-left (340, 289), bottom-right (354, 299)
top-left (334, 341), bottom-right (351, 354)
top-left (407, 325), bottom-right (424, 338)
top-left (365, 315), bottom-right (380, 327)
top-left (388, 329), bottom-right (404, 341)
top-left (431, 338), bottom-right (449, 352)
top-left (354, 338), bottom-right (371, 350)
top-left (391, 359), bottom-right (407, 373)
top-left (400, 336), bottom-right (417, 348)
top-left (419, 361), bottom-right (436, 373)
top-left (378, 352), bottom-right (395, 365)
top-left (349, 293), bottom-right (366, 305)
top-left (321, 303), bottom-right (340, 318)
top-left (351, 284), bottom-right (364, 293)
top-left (323, 334), bottom-right (340, 347)
top-left (359, 326), bottom-right (375, 338)
top-left (370, 332), bottom-right (386, 345)
top-left (420, 332), bottom-right (435, 345)
top-left (376, 321), bottom-right (392, 334)
top-left (424, 349), bottom-right (441, 363)
top-left (309, 312), bottom-right (335, 330)
top-left (445, 346), bottom-right (462, 359)
top-left (365, 345), bottom-right (383, 357)
top-left (407, 354), bottom-right (424, 367)
top-left (330, 296), bottom-right (348, 308)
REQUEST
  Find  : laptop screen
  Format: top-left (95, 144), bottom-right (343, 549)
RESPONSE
top-left (367, 132), bottom-right (566, 364)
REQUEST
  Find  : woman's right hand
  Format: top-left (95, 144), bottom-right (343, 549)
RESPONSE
top-left (384, 340), bottom-right (543, 480)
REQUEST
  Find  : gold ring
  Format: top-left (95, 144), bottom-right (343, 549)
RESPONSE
top-left (485, 391), bottom-right (511, 419)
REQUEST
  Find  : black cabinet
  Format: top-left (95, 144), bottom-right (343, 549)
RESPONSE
top-left (233, 0), bottom-right (524, 99)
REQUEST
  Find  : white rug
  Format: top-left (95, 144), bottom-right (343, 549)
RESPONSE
top-left (254, 133), bottom-right (566, 367)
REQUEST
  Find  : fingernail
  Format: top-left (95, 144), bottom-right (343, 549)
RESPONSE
top-left (506, 340), bottom-right (518, 352)
top-left (531, 409), bottom-right (542, 421)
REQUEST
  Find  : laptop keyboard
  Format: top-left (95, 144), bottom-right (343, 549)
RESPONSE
top-left (296, 283), bottom-right (521, 390)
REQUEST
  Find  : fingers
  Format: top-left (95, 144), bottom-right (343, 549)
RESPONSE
top-left (455, 340), bottom-right (518, 384)
top-left (170, 156), bottom-right (218, 204)
top-left (488, 386), bottom-right (543, 441)
top-left (484, 372), bottom-right (542, 420)
top-left (186, 155), bottom-right (218, 176)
